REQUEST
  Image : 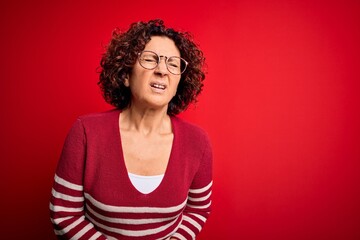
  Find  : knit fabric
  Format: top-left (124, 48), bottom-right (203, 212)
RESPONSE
top-left (50, 109), bottom-right (212, 239)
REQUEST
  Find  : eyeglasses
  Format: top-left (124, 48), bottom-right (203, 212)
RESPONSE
top-left (138, 50), bottom-right (188, 75)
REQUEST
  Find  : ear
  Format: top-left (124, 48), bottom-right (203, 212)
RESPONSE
top-left (124, 74), bottom-right (130, 87)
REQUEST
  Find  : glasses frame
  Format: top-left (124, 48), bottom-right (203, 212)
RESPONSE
top-left (137, 50), bottom-right (188, 75)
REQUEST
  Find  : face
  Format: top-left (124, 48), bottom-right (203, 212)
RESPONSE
top-left (125, 36), bottom-right (181, 112)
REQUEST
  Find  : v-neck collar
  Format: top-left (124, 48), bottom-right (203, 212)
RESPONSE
top-left (115, 110), bottom-right (176, 196)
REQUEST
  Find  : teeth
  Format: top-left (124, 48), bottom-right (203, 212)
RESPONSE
top-left (151, 83), bottom-right (166, 89)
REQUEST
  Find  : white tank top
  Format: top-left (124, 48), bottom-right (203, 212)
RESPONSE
top-left (128, 172), bottom-right (164, 194)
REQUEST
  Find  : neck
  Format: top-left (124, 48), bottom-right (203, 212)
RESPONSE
top-left (120, 106), bottom-right (172, 136)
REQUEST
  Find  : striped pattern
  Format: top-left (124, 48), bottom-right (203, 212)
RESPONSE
top-left (50, 174), bottom-right (212, 239)
top-left (50, 111), bottom-right (213, 239)
top-left (173, 181), bottom-right (212, 239)
top-left (50, 175), bottom-right (106, 240)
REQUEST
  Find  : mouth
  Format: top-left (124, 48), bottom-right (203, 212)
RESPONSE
top-left (150, 83), bottom-right (166, 90)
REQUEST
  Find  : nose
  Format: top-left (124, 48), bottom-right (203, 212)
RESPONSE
top-left (154, 56), bottom-right (168, 75)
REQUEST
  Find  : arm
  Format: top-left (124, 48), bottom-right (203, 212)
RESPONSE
top-left (171, 134), bottom-right (213, 240)
top-left (50, 119), bottom-right (107, 240)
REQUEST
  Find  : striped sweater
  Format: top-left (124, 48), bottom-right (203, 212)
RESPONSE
top-left (50, 109), bottom-right (213, 239)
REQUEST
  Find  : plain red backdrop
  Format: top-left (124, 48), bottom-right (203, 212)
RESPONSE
top-left (1, 0), bottom-right (360, 239)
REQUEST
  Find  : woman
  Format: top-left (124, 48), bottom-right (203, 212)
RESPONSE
top-left (50, 19), bottom-right (212, 240)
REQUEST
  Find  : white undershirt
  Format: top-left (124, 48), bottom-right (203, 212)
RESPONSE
top-left (128, 172), bottom-right (164, 194)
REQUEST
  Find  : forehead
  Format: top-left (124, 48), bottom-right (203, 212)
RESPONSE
top-left (144, 36), bottom-right (180, 56)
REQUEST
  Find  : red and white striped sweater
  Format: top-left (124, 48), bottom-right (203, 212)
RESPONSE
top-left (50, 109), bottom-right (212, 239)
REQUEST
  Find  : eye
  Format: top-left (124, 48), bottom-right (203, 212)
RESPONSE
top-left (168, 58), bottom-right (181, 68)
top-left (142, 55), bottom-right (157, 63)
top-left (168, 63), bottom-right (179, 68)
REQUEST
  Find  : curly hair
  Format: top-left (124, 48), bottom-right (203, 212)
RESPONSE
top-left (98, 19), bottom-right (206, 115)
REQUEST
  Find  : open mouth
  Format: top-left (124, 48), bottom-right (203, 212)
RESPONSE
top-left (150, 83), bottom-right (166, 90)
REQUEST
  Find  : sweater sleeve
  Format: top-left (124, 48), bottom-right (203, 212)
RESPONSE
top-left (172, 133), bottom-right (213, 240)
top-left (49, 119), bottom-right (107, 240)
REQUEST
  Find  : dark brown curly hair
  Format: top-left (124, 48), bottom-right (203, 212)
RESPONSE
top-left (98, 19), bottom-right (206, 115)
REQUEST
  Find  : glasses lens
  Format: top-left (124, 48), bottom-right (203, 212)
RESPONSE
top-left (167, 57), bottom-right (187, 75)
top-left (139, 51), bottom-right (158, 70)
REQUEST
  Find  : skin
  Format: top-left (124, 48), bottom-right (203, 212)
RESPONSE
top-left (120, 36), bottom-right (181, 176)
top-left (121, 36), bottom-right (181, 239)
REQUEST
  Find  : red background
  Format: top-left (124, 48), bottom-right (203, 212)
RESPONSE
top-left (1, 0), bottom-right (360, 239)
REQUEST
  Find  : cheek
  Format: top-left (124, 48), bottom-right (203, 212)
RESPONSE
top-left (128, 70), bottom-right (147, 88)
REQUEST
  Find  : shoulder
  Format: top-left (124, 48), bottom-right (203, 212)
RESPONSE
top-left (77, 109), bottom-right (120, 125)
top-left (68, 109), bottom-right (120, 137)
top-left (171, 116), bottom-right (206, 135)
top-left (171, 116), bottom-right (211, 145)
